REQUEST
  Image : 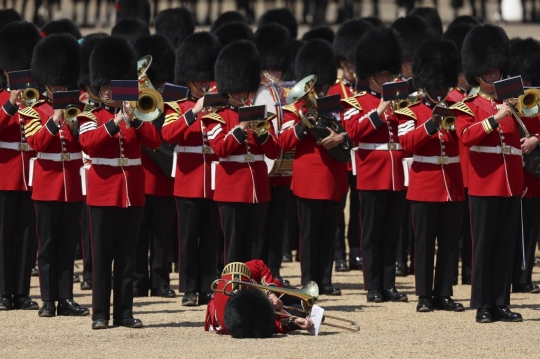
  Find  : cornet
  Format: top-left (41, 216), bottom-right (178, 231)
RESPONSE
top-left (20, 87), bottom-right (40, 107)
top-left (63, 104), bottom-right (81, 123)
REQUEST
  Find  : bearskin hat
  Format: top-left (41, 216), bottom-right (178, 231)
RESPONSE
top-left (155, 7), bottom-right (195, 50)
top-left (89, 37), bottom-right (137, 94)
top-left (391, 15), bottom-right (435, 62)
top-left (223, 289), bottom-right (275, 339)
top-left (333, 19), bottom-right (374, 63)
top-left (78, 33), bottom-right (108, 90)
top-left (442, 24), bottom-right (476, 72)
top-left (409, 7), bottom-right (443, 37)
top-left (213, 21), bottom-right (253, 47)
top-left (175, 32), bottom-right (220, 85)
top-left (361, 16), bottom-right (385, 28)
top-left (258, 8), bottom-right (298, 39)
top-left (115, 0), bottom-right (150, 24)
top-left (462, 24), bottom-right (509, 87)
top-left (254, 23), bottom-right (292, 73)
top-left (509, 37), bottom-right (540, 86)
top-left (412, 38), bottom-right (459, 90)
top-left (0, 9), bottom-right (22, 31)
top-left (447, 15), bottom-right (480, 30)
top-left (31, 34), bottom-right (81, 87)
top-left (215, 40), bottom-right (261, 95)
top-left (134, 34), bottom-right (175, 85)
top-left (283, 39), bottom-right (305, 81)
top-left (301, 26), bottom-right (335, 44)
top-left (111, 18), bottom-right (150, 45)
top-left (295, 39), bottom-right (337, 88)
top-left (210, 11), bottom-right (247, 34)
top-left (40, 19), bottom-right (81, 39)
top-left (0, 21), bottom-right (41, 72)
top-left (355, 27), bottom-right (402, 80)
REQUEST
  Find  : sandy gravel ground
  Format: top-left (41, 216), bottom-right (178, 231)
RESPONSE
top-left (1, 255), bottom-right (540, 359)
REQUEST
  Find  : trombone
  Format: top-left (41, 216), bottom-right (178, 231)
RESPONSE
top-left (129, 55), bottom-right (164, 122)
top-left (211, 278), bottom-right (360, 332)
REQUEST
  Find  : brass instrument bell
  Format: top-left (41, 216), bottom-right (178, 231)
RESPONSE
top-left (130, 55), bottom-right (164, 122)
top-left (20, 87), bottom-right (39, 106)
top-left (515, 88), bottom-right (540, 117)
top-left (286, 74), bottom-right (318, 129)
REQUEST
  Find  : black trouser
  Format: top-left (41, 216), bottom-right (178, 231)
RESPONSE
top-left (297, 197), bottom-right (340, 286)
top-left (512, 196), bottom-right (540, 286)
top-left (396, 203), bottom-right (414, 269)
top-left (335, 172), bottom-right (361, 262)
top-left (359, 190), bottom-right (407, 290)
top-left (282, 189), bottom-right (299, 255)
top-left (81, 204), bottom-right (92, 282)
top-left (469, 195), bottom-right (519, 309)
top-left (411, 201), bottom-right (463, 297)
top-left (88, 205), bottom-right (143, 321)
top-left (459, 190), bottom-right (472, 280)
top-left (218, 202), bottom-right (266, 264)
top-left (35, 200), bottom-right (83, 302)
top-left (134, 195), bottom-right (175, 292)
top-left (0, 190), bottom-right (36, 296)
top-left (176, 197), bottom-right (220, 294)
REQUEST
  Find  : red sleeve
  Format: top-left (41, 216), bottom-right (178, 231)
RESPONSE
top-left (21, 111), bottom-right (58, 152)
top-left (257, 127), bottom-right (281, 159)
top-left (202, 114), bottom-right (243, 158)
top-left (346, 107), bottom-right (385, 142)
top-left (245, 260), bottom-right (283, 287)
top-left (396, 113), bottom-right (437, 152)
top-left (455, 104), bottom-right (496, 147)
top-left (135, 121), bottom-right (162, 148)
top-left (78, 112), bottom-right (116, 152)
top-left (161, 102), bottom-right (192, 143)
top-left (0, 99), bottom-right (18, 133)
top-left (277, 109), bottom-right (303, 151)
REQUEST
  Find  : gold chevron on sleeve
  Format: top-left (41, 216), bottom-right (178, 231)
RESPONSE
top-left (163, 113), bottom-right (180, 127)
top-left (24, 119), bottom-right (42, 137)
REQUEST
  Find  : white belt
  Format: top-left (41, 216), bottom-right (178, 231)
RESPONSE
top-left (357, 142), bottom-right (403, 151)
top-left (37, 152), bottom-right (83, 161)
top-left (470, 145), bottom-right (522, 156)
top-left (412, 155), bottom-right (460, 165)
top-left (174, 145), bottom-right (214, 155)
top-left (219, 154), bottom-right (265, 163)
top-left (0, 141), bottom-right (33, 151)
top-left (91, 157), bottom-right (142, 166)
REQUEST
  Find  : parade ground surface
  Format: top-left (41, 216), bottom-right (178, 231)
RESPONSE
top-left (1, 255), bottom-right (539, 358)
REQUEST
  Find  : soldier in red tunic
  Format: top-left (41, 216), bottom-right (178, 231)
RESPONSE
top-left (0, 21), bottom-right (41, 311)
top-left (20, 34), bottom-right (89, 318)
top-left (341, 27), bottom-right (409, 303)
top-left (201, 40), bottom-right (281, 265)
top-left (395, 38), bottom-right (465, 313)
top-left (454, 25), bottom-right (523, 323)
top-left (78, 37), bottom-right (161, 329)
top-left (162, 31), bottom-right (222, 307)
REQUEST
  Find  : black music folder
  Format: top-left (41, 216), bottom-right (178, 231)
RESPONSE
top-left (111, 80), bottom-right (139, 101)
top-left (494, 76), bottom-right (524, 101)
top-left (52, 90), bottom-right (80, 109)
top-left (162, 83), bottom-right (189, 102)
top-left (382, 81), bottom-right (410, 101)
top-left (238, 105), bottom-right (266, 122)
top-left (317, 94), bottom-right (342, 115)
top-left (7, 70), bottom-right (36, 90)
top-left (203, 93), bottom-right (229, 107)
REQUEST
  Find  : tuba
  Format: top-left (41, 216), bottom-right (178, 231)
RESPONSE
top-left (130, 55), bottom-right (164, 122)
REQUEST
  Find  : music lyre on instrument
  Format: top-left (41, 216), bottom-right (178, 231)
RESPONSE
top-left (210, 278), bottom-right (360, 333)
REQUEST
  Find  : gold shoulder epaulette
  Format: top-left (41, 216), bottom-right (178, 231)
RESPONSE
top-left (282, 104), bottom-right (298, 114)
top-left (83, 102), bottom-right (97, 113)
top-left (450, 101), bottom-right (474, 117)
top-left (165, 101), bottom-right (183, 115)
top-left (18, 106), bottom-right (40, 120)
top-left (78, 111), bottom-right (98, 123)
top-left (464, 93), bottom-right (477, 102)
top-left (341, 97), bottom-right (362, 111)
top-left (394, 106), bottom-right (417, 120)
top-left (201, 112), bottom-right (225, 124)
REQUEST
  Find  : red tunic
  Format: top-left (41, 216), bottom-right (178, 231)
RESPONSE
top-left (277, 102), bottom-right (348, 202)
top-left (454, 95), bottom-right (523, 197)
top-left (329, 78), bottom-right (356, 173)
top-left (0, 90), bottom-right (36, 191)
top-left (521, 116), bottom-right (540, 198)
top-left (162, 99), bottom-right (218, 199)
top-left (342, 91), bottom-right (408, 191)
top-left (204, 260), bottom-right (292, 334)
top-left (448, 88), bottom-right (471, 188)
top-left (395, 100), bottom-right (464, 202)
top-left (141, 150), bottom-right (174, 197)
top-left (78, 106), bottom-right (162, 207)
top-left (20, 100), bottom-right (84, 202)
top-left (201, 105), bottom-right (281, 203)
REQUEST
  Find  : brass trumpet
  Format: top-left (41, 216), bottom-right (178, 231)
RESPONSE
top-left (248, 113), bottom-right (275, 137)
top-left (515, 88), bottom-right (540, 117)
top-left (129, 55), bottom-right (164, 122)
top-left (211, 278), bottom-right (360, 332)
top-left (63, 104), bottom-right (81, 123)
top-left (20, 87), bottom-right (39, 107)
top-left (392, 94), bottom-right (418, 112)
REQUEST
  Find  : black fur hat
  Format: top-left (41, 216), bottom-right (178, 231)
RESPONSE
top-left (40, 19), bottom-right (81, 39)
top-left (134, 34), bottom-right (175, 85)
top-left (90, 36), bottom-right (137, 94)
top-left (412, 38), bottom-right (459, 90)
top-left (111, 18), bottom-right (150, 45)
top-left (210, 11), bottom-right (247, 34)
top-left (408, 7), bottom-right (443, 37)
top-left (361, 16), bottom-right (385, 28)
top-left (78, 33), bottom-right (108, 90)
top-left (31, 33), bottom-right (81, 87)
top-left (215, 40), bottom-right (261, 95)
top-left (283, 39), bottom-right (305, 81)
top-left (447, 15), bottom-right (480, 30)
top-left (223, 289), bottom-right (275, 339)
top-left (295, 39), bottom-right (337, 88)
top-left (391, 15), bottom-right (435, 62)
top-left (213, 21), bottom-right (253, 47)
top-left (442, 24), bottom-right (476, 72)
top-left (333, 19), bottom-right (374, 63)
top-left (115, 0), bottom-right (150, 24)
top-left (175, 32), bottom-right (220, 85)
top-left (509, 37), bottom-right (540, 86)
top-left (355, 27), bottom-right (402, 80)
top-left (0, 9), bottom-right (22, 31)
top-left (462, 24), bottom-right (509, 87)
top-left (302, 26), bottom-right (335, 44)
top-left (254, 23), bottom-right (292, 73)
top-left (258, 8), bottom-right (298, 39)
top-left (155, 7), bottom-right (195, 49)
